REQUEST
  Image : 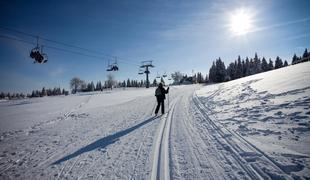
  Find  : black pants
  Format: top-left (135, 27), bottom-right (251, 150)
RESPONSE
top-left (155, 99), bottom-right (165, 114)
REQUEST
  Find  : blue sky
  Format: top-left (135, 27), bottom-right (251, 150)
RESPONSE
top-left (0, 0), bottom-right (309, 93)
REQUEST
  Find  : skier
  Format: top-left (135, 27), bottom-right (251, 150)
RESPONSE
top-left (155, 83), bottom-right (169, 115)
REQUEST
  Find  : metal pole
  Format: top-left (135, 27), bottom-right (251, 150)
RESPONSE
top-left (146, 66), bottom-right (149, 88)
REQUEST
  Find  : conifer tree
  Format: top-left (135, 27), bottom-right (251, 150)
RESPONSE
top-left (283, 60), bottom-right (288, 67)
top-left (215, 58), bottom-right (226, 82)
top-left (209, 62), bottom-right (216, 82)
top-left (261, 57), bottom-right (268, 72)
top-left (303, 48), bottom-right (308, 58)
top-left (127, 79), bottom-right (131, 87)
top-left (292, 53), bottom-right (298, 65)
top-left (268, 59), bottom-right (274, 71)
top-left (236, 56), bottom-right (243, 78)
top-left (275, 56), bottom-right (283, 69)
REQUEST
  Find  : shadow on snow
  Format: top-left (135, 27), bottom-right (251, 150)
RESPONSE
top-left (52, 115), bottom-right (159, 165)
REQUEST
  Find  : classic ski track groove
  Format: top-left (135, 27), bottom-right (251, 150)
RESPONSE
top-left (193, 93), bottom-right (292, 179)
top-left (151, 97), bottom-right (178, 180)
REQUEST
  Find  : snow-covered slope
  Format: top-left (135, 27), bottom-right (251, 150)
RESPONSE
top-left (196, 62), bottom-right (310, 178)
top-left (0, 62), bottom-right (309, 179)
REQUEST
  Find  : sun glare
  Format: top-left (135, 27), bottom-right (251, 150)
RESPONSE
top-left (229, 9), bottom-right (253, 36)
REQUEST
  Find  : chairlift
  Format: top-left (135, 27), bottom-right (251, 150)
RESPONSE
top-left (138, 69), bottom-right (144, 75)
top-left (29, 37), bottom-right (48, 64)
top-left (156, 72), bottom-right (161, 79)
top-left (106, 59), bottom-right (119, 71)
top-left (163, 72), bottom-right (167, 78)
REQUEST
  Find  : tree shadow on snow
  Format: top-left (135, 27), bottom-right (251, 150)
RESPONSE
top-left (52, 115), bottom-right (159, 165)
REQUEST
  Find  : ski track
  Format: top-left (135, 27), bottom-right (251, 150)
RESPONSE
top-left (193, 93), bottom-right (292, 179)
top-left (150, 96), bottom-right (178, 180)
top-left (1, 83), bottom-right (305, 179)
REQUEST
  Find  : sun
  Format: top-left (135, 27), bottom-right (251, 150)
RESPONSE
top-left (229, 9), bottom-right (253, 36)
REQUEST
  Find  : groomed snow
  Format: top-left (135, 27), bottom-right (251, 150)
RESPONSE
top-left (0, 62), bottom-right (309, 179)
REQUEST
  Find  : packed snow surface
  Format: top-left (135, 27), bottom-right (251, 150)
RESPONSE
top-left (0, 62), bottom-right (309, 179)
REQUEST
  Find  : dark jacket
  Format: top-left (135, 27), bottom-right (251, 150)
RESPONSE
top-left (155, 87), bottom-right (169, 100)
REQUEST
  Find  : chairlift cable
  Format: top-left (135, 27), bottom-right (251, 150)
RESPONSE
top-left (0, 26), bottom-right (140, 66)
top-left (0, 33), bottom-right (138, 66)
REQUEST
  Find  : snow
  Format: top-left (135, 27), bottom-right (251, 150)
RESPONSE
top-left (0, 62), bottom-right (309, 179)
top-left (196, 62), bottom-right (310, 178)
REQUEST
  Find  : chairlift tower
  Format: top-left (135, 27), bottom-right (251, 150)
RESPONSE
top-left (139, 60), bottom-right (154, 88)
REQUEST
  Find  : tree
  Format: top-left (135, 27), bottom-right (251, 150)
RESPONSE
top-left (126, 78), bottom-right (131, 87)
top-left (70, 77), bottom-right (84, 93)
top-left (121, 80), bottom-right (126, 88)
top-left (292, 53), bottom-right (298, 65)
top-left (303, 48), bottom-right (308, 58)
top-left (171, 71), bottom-right (183, 84)
top-left (0, 92), bottom-right (5, 99)
top-left (153, 79), bottom-right (157, 87)
top-left (209, 62), bottom-right (216, 82)
top-left (236, 56), bottom-right (243, 78)
top-left (90, 81), bottom-right (95, 91)
top-left (261, 57), bottom-right (268, 72)
top-left (160, 77), bottom-right (165, 85)
top-left (227, 62), bottom-right (236, 80)
top-left (283, 60), bottom-right (288, 67)
top-left (268, 59), bottom-right (274, 71)
top-left (214, 58), bottom-right (226, 82)
top-left (196, 72), bottom-right (204, 83)
top-left (41, 87), bottom-right (47, 96)
top-left (205, 74), bottom-right (209, 83)
top-left (107, 73), bottom-right (115, 89)
top-left (275, 56), bottom-right (283, 69)
top-left (253, 52), bottom-right (262, 73)
top-left (244, 57), bottom-right (250, 76)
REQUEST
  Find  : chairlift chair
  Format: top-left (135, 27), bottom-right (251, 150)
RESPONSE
top-left (138, 69), bottom-right (144, 75)
top-left (106, 59), bottom-right (119, 71)
top-left (156, 72), bottom-right (161, 79)
top-left (29, 38), bottom-right (48, 64)
top-left (162, 71), bottom-right (167, 78)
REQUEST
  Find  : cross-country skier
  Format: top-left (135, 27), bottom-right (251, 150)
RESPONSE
top-left (154, 83), bottom-right (169, 115)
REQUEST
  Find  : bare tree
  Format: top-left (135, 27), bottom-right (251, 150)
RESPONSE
top-left (107, 73), bottom-right (115, 90)
top-left (171, 71), bottom-right (183, 84)
top-left (70, 77), bottom-right (84, 93)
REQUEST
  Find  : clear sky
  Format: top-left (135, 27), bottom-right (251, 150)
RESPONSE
top-left (0, 0), bottom-right (309, 93)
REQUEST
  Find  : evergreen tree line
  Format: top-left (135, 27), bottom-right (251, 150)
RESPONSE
top-left (119, 79), bottom-right (147, 88)
top-left (30, 87), bottom-right (68, 97)
top-left (209, 52), bottom-right (290, 83)
top-left (292, 48), bottom-right (310, 65)
top-left (70, 76), bottom-right (149, 94)
top-left (0, 87), bottom-right (68, 100)
top-left (0, 92), bottom-right (27, 100)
